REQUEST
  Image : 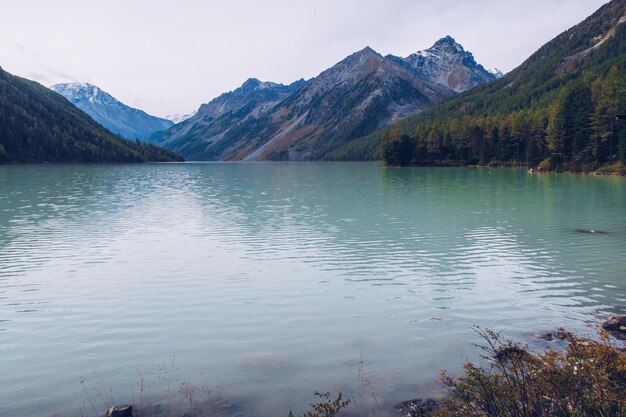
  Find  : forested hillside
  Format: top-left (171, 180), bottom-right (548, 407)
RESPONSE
top-left (0, 67), bottom-right (183, 164)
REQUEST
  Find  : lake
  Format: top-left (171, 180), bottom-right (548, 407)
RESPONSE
top-left (1, 163), bottom-right (625, 417)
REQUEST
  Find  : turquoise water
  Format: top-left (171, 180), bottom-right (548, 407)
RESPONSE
top-left (0, 163), bottom-right (625, 417)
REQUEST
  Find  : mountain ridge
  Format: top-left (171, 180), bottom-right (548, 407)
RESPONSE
top-left (159, 36), bottom-right (496, 161)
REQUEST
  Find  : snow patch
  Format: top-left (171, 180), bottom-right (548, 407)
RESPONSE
top-left (165, 111), bottom-right (197, 124)
top-left (488, 68), bottom-right (505, 78)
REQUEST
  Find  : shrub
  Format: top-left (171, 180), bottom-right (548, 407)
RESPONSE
top-left (435, 327), bottom-right (626, 417)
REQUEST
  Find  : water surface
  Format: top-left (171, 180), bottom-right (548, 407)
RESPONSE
top-left (1, 163), bottom-right (625, 416)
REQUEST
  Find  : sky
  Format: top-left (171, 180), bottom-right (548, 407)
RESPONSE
top-left (0, 0), bottom-right (610, 118)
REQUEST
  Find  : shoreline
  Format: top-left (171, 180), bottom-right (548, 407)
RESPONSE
top-left (72, 317), bottom-right (626, 417)
top-left (2, 159), bottom-right (625, 176)
top-left (380, 161), bottom-right (626, 176)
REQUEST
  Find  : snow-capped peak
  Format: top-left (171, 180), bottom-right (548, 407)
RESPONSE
top-left (51, 82), bottom-right (116, 106)
top-left (165, 111), bottom-right (197, 124)
top-left (53, 82), bottom-right (98, 93)
top-left (50, 82), bottom-right (174, 141)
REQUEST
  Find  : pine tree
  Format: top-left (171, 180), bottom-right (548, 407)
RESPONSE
top-left (591, 66), bottom-right (626, 164)
top-left (382, 124), bottom-right (413, 166)
top-left (546, 99), bottom-right (567, 169)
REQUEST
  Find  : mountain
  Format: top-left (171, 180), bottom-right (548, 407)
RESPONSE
top-left (241, 47), bottom-right (455, 161)
top-left (0, 67), bottom-right (183, 164)
top-left (165, 111), bottom-right (197, 124)
top-left (51, 83), bottom-right (174, 142)
top-left (160, 78), bottom-right (305, 160)
top-left (371, 0), bottom-right (626, 172)
top-left (386, 35), bottom-right (498, 93)
top-left (159, 38), bottom-right (496, 161)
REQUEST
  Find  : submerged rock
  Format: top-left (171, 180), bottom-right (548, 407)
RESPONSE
top-left (574, 229), bottom-right (608, 234)
top-left (396, 398), bottom-right (440, 417)
top-left (537, 329), bottom-right (569, 341)
top-left (107, 405), bottom-right (133, 417)
top-left (602, 315), bottom-right (626, 333)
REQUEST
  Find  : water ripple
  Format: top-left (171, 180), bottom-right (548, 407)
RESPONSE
top-left (0, 164), bottom-right (624, 417)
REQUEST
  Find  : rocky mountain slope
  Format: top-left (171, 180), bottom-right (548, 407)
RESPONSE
top-left (51, 83), bottom-right (174, 142)
top-left (159, 37), bottom-right (498, 161)
top-left (242, 47), bottom-right (456, 161)
top-left (0, 68), bottom-right (183, 163)
top-left (386, 35), bottom-right (499, 92)
top-left (160, 78), bottom-right (305, 160)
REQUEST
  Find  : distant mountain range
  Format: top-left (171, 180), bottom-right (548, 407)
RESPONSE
top-left (0, 68), bottom-right (183, 163)
top-left (51, 83), bottom-right (174, 142)
top-left (42, 37), bottom-right (499, 162)
top-left (159, 36), bottom-right (500, 161)
top-left (3, 1), bottom-right (621, 168)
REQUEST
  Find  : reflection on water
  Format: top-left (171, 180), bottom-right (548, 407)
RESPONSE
top-left (0, 163), bottom-right (625, 416)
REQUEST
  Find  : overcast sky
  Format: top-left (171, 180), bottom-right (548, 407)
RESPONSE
top-left (0, 0), bottom-right (609, 117)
